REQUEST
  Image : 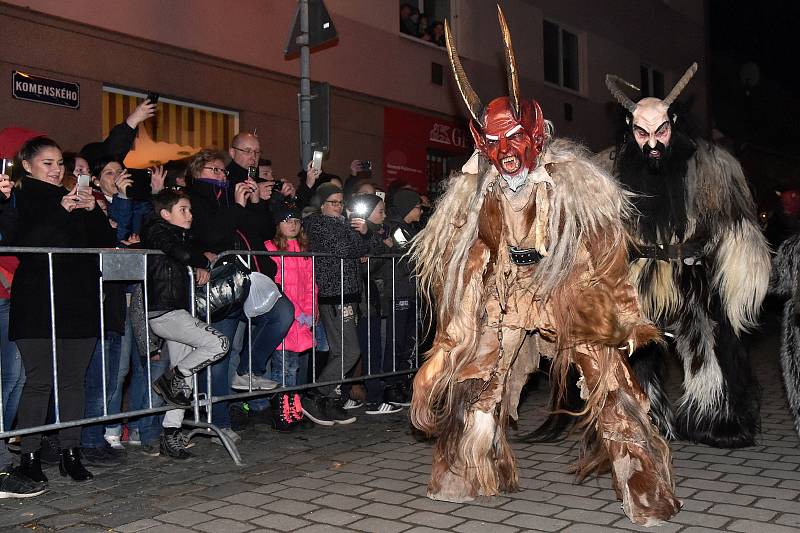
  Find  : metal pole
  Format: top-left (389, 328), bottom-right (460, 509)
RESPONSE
top-left (299, 0), bottom-right (312, 167)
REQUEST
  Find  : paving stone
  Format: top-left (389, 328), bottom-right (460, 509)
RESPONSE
top-left (554, 509), bottom-right (618, 525)
top-left (451, 505), bottom-right (515, 522)
top-left (670, 510), bottom-right (729, 528)
top-left (190, 500), bottom-right (228, 512)
top-left (503, 513), bottom-right (570, 531)
top-left (500, 500), bottom-right (563, 516)
top-left (115, 519), bottom-right (163, 532)
top-left (195, 518), bottom-right (254, 532)
top-left (402, 511), bottom-right (464, 529)
top-left (708, 463), bottom-right (761, 475)
top-left (38, 513), bottom-right (92, 530)
top-left (775, 513), bottom-right (800, 528)
top-left (403, 497), bottom-right (462, 513)
top-left (736, 484), bottom-right (799, 499)
top-left (754, 498), bottom-right (800, 513)
top-left (721, 473), bottom-right (780, 486)
top-left (262, 498), bottom-right (319, 515)
top-left (548, 494), bottom-right (607, 510)
top-left (453, 520), bottom-right (519, 533)
top-left (365, 478), bottom-right (416, 491)
top-left (728, 519), bottom-right (800, 533)
top-left (131, 526), bottom-right (197, 533)
top-left (609, 518), bottom-right (682, 532)
top-left (348, 516), bottom-right (412, 533)
top-left (312, 493), bottom-right (367, 510)
top-left (293, 524), bottom-right (345, 533)
top-left (354, 502), bottom-right (414, 519)
top-left (538, 482), bottom-right (598, 497)
top-left (223, 491), bottom-right (279, 508)
top-left (302, 504), bottom-right (363, 525)
top-left (282, 477), bottom-right (333, 490)
top-left (154, 509), bottom-right (214, 526)
top-left (210, 503), bottom-right (266, 520)
top-left (681, 478), bottom-right (739, 492)
top-left (691, 490), bottom-right (756, 505)
top-left (250, 512), bottom-right (310, 531)
top-left (317, 482), bottom-right (373, 496)
top-left (360, 489), bottom-right (416, 505)
top-left (707, 502), bottom-right (777, 521)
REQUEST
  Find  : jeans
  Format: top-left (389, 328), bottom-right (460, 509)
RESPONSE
top-left (17, 338), bottom-right (96, 453)
top-left (128, 345), bottom-right (169, 447)
top-left (0, 299), bottom-right (25, 434)
top-left (106, 316), bottom-right (134, 437)
top-left (271, 350), bottom-right (303, 387)
top-left (81, 332), bottom-right (123, 448)
top-left (235, 296), bottom-right (295, 376)
top-left (358, 311), bottom-right (384, 404)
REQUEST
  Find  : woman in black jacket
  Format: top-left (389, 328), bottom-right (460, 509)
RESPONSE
top-left (11, 137), bottom-right (116, 486)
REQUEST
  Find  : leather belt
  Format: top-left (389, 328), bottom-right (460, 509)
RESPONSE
top-left (509, 246), bottom-right (543, 265)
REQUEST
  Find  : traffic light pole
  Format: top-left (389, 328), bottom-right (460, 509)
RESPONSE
top-left (299, 0), bottom-right (312, 168)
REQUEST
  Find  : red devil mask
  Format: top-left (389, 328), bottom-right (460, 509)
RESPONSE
top-left (447, 6), bottom-right (548, 190)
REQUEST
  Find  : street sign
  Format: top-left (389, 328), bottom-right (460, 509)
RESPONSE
top-left (12, 71), bottom-right (80, 109)
top-left (284, 0), bottom-right (338, 58)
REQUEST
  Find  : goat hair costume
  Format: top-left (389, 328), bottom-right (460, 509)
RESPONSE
top-left (770, 234), bottom-right (800, 438)
top-left (409, 8), bottom-right (680, 526)
top-left (597, 65), bottom-right (771, 448)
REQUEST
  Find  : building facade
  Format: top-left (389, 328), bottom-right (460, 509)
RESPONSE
top-left (0, 0), bottom-right (707, 192)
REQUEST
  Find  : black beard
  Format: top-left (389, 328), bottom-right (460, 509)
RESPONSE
top-left (614, 130), bottom-right (697, 243)
top-left (641, 141), bottom-right (669, 173)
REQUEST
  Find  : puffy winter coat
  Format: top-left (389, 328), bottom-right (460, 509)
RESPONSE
top-left (265, 239), bottom-right (316, 352)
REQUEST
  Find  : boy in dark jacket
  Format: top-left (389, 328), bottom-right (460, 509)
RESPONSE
top-left (142, 189), bottom-right (230, 459)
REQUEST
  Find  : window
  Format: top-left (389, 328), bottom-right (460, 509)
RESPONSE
top-left (543, 20), bottom-right (580, 91)
top-left (640, 65), bottom-right (665, 98)
top-left (399, 0), bottom-right (451, 47)
top-left (103, 87), bottom-right (238, 167)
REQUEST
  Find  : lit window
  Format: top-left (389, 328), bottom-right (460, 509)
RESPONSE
top-left (398, 0), bottom-right (452, 47)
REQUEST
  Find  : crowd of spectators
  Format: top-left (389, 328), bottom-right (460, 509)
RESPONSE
top-left (399, 3), bottom-right (445, 46)
top-left (0, 99), bottom-right (430, 498)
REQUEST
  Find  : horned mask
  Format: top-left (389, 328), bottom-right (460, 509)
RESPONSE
top-left (606, 63), bottom-right (698, 156)
top-left (446, 6), bottom-right (547, 191)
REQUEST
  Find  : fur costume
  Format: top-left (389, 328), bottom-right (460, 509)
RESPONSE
top-left (597, 65), bottom-right (771, 448)
top-left (770, 234), bottom-right (800, 438)
top-left (410, 8), bottom-right (680, 526)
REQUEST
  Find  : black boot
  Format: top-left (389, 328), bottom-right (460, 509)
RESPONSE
top-left (153, 367), bottom-right (192, 407)
top-left (59, 448), bottom-right (93, 482)
top-left (19, 451), bottom-right (47, 483)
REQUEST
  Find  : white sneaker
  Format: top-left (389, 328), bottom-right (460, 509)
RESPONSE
top-left (365, 402), bottom-right (403, 415)
top-left (211, 427), bottom-right (242, 446)
top-left (342, 399), bottom-right (363, 410)
top-left (104, 434), bottom-right (125, 450)
top-left (127, 428), bottom-right (141, 446)
top-left (231, 373), bottom-right (278, 391)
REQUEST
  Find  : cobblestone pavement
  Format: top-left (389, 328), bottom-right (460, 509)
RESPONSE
top-left (1, 312), bottom-right (799, 532)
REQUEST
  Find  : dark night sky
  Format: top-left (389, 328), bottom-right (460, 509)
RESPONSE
top-left (709, 0), bottom-right (798, 156)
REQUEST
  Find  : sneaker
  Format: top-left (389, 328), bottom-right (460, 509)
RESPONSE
top-left (0, 466), bottom-right (48, 499)
top-left (290, 393), bottom-right (304, 423)
top-left (81, 446), bottom-right (125, 467)
top-left (103, 434), bottom-right (124, 450)
top-left (40, 435), bottom-right (61, 465)
top-left (6, 437), bottom-right (21, 454)
top-left (153, 368), bottom-right (192, 407)
top-left (342, 399), bottom-right (363, 410)
top-left (140, 443), bottom-right (160, 457)
top-left (211, 427), bottom-right (241, 446)
top-left (365, 402), bottom-right (403, 415)
top-left (160, 428), bottom-right (192, 460)
top-left (231, 373), bottom-right (278, 391)
top-left (271, 393), bottom-right (299, 432)
top-left (230, 403), bottom-right (250, 431)
top-left (301, 395), bottom-right (335, 426)
top-left (126, 428), bottom-right (141, 446)
top-left (385, 385), bottom-right (412, 407)
top-left (328, 399), bottom-right (357, 425)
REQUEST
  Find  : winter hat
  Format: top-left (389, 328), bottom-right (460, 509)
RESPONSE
top-left (347, 193), bottom-right (382, 219)
top-left (272, 204), bottom-right (302, 224)
top-left (391, 189), bottom-right (421, 219)
top-left (311, 182), bottom-right (342, 208)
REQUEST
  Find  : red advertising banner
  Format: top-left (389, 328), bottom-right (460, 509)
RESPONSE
top-left (383, 106), bottom-right (471, 193)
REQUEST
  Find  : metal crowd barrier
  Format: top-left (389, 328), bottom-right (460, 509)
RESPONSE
top-left (0, 247), bottom-right (423, 465)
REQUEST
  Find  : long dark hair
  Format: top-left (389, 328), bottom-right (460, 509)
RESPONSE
top-left (15, 136), bottom-right (62, 188)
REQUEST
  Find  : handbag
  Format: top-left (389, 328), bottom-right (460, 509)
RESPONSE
top-left (195, 255), bottom-right (251, 322)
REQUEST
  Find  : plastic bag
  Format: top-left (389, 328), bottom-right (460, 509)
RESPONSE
top-left (243, 271), bottom-right (282, 318)
top-left (195, 256), bottom-right (251, 322)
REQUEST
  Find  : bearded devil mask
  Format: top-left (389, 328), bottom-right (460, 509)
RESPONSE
top-left (606, 63), bottom-right (698, 169)
top-left (446, 7), bottom-right (548, 191)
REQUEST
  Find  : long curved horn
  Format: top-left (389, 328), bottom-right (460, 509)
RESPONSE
top-left (605, 74), bottom-right (639, 113)
top-left (663, 62), bottom-right (698, 106)
top-left (496, 5), bottom-right (520, 119)
top-left (445, 19), bottom-right (484, 126)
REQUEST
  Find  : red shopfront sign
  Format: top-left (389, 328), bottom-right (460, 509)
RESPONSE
top-left (383, 106), bottom-right (471, 193)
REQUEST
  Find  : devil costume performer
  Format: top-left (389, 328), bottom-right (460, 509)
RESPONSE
top-left (599, 65), bottom-right (771, 448)
top-left (409, 8), bottom-right (680, 526)
top-left (770, 235), bottom-right (800, 438)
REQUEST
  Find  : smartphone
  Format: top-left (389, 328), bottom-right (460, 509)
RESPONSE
top-left (312, 150), bottom-right (323, 172)
top-left (126, 168), bottom-right (153, 200)
top-left (77, 174), bottom-right (91, 190)
top-left (146, 91), bottom-right (160, 104)
top-left (247, 166), bottom-right (258, 179)
top-left (272, 180), bottom-right (284, 193)
top-left (361, 160), bottom-right (372, 171)
top-left (375, 191), bottom-right (386, 201)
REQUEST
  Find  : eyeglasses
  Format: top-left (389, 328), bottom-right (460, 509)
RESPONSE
top-left (324, 200), bottom-right (344, 206)
top-left (203, 166), bottom-right (229, 176)
top-left (231, 146), bottom-right (262, 157)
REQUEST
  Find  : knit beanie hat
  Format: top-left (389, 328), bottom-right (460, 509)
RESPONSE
top-left (311, 182), bottom-right (343, 209)
top-left (272, 204), bottom-right (302, 224)
top-left (391, 189), bottom-right (421, 219)
top-left (347, 193), bottom-right (382, 219)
